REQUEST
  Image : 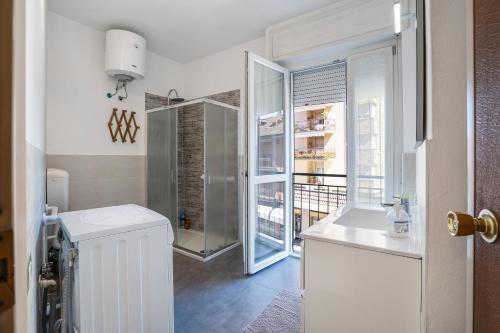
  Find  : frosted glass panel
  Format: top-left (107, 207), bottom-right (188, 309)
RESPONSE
top-left (177, 103), bottom-right (205, 235)
top-left (225, 110), bottom-right (239, 245)
top-left (205, 103), bottom-right (239, 254)
top-left (147, 109), bottom-right (177, 243)
top-left (254, 62), bottom-right (285, 175)
top-left (147, 101), bottom-right (239, 258)
top-left (205, 104), bottom-right (226, 254)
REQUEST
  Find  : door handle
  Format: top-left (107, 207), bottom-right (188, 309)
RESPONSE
top-left (447, 209), bottom-right (498, 244)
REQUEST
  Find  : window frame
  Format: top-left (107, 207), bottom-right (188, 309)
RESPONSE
top-left (346, 44), bottom-right (401, 205)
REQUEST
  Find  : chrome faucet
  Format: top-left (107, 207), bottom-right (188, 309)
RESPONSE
top-left (381, 196), bottom-right (411, 216)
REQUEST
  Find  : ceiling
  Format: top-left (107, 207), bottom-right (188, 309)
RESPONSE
top-left (48, 0), bottom-right (337, 63)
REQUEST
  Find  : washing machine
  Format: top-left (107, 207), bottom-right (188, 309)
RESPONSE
top-left (59, 204), bottom-right (174, 333)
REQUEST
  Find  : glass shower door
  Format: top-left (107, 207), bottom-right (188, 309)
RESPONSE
top-left (225, 109), bottom-right (239, 246)
top-left (147, 108), bottom-right (178, 243)
top-left (204, 103), bottom-right (239, 254)
top-left (204, 103), bottom-right (226, 254)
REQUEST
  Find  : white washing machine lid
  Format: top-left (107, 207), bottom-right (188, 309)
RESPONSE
top-left (60, 204), bottom-right (173, 243)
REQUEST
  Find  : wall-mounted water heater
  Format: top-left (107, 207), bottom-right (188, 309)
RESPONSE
top-left (105, 29), bottom-right (146, 100)
top-left (105, 29), bottom-right (146, 81)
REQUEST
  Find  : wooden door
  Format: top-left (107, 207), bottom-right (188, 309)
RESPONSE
top-left (474, 0), bottom-right (500, 331)
top-left (0, 0), bottom-right (14, 330)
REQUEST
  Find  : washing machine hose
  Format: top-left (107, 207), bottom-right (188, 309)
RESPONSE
top-left (60, 238), bottom-right (73, 333)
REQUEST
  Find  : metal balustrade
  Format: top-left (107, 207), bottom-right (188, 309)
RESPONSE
top-left (293, 173), bottom-right (347, 245)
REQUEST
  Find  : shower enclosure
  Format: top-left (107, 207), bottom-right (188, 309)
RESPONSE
top-left (147, 99), bottom-right (239, 260)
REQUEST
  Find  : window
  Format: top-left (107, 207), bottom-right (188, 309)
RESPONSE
top-left (348, 47), bottom-right (395, 206)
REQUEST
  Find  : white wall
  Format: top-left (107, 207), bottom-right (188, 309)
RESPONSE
top-left (182, 37), bottom-right (265, 246)
top-left (183, 37), bottom-right (265, 154)
top-left (183, 37), bottom-right (265, 100)
top-left (46, 11), bottom-right (185, 156)
top-left (13, 0), bottom-right (48, 332)
top-left (421, 0), bottom-right (469, 332)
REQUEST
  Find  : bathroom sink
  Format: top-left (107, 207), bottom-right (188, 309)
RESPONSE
top-left (332, 207), bottom-right (387, 230)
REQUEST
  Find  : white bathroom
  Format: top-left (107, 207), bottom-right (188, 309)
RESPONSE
top-left (2, 0), bottom-right (486, 332)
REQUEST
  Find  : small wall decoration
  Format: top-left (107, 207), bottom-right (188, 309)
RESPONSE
top-left (107, 108), bottom-right (140, 143)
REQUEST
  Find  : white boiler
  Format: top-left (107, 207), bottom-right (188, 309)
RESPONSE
top-left (59, 204), bottom-right (174, 333)
top-left (105, 29), bottom-right (146, 81)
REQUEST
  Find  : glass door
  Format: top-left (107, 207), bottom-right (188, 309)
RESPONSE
top-left (246, 52), bottom-right (291, 274)
top-left (204, 103), bottom-right (239, 254)
top-left (147, 108), bottom-right (178, 243)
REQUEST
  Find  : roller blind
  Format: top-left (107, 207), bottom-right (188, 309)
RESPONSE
top-left (292, 62), bottom-right (346, 107)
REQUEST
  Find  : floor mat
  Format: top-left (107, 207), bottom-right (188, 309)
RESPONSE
top-left (243, 289), bottom-right (301, 333)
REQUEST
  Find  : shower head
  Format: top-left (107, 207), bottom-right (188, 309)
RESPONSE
top-left (170, 97), bottom-right (185, 103)
top-left (167, 88), bottom-right (185, 105)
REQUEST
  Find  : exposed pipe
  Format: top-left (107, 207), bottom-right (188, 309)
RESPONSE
top-left (48, 288), bottom-right (57, 333)
top-left (60, 237), bottom-right (76, 333)
top-left (39, 278), bottom-right (57, 288)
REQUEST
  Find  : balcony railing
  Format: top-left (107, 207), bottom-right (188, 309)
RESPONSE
top-left (254, 173), bottom-right (348, 250)
top-left (293, 173), bottom-right (347, 245)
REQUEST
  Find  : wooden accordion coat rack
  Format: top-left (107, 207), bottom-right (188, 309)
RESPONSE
top-left (108, 108), bottom-right (140, 143)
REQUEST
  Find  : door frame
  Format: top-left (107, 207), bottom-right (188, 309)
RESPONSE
top-left (420, 0), bottom-right (472, 331)
top-left (465, 0), bottom-right (474, 331)
top-left (0, 0), bottom-right (14, 329)
top-left (245, 52), bottom-right (292, 274)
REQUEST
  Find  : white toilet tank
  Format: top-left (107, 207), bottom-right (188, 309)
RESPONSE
top-left (47, 168), bottom-right (69, 212)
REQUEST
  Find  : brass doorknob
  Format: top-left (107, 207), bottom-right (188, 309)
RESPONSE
top-left (447, 209), bottom-right (498, 244)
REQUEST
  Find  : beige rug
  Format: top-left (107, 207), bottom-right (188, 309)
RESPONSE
top-left (244, 289), bottom-right (301, 333)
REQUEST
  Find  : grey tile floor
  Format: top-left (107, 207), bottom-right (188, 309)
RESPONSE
top-left (173, 246), bottom-right (300, 333)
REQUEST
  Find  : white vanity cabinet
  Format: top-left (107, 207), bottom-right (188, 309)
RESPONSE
top-left (301, 234), bottom-right (422, 333)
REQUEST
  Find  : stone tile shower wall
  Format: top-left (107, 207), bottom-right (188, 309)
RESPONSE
top-left (145, 89), bottom-right (240, 110)
top-left (204, 90), bottom-right (240, 107)
top-left (145, 93), bottom-right (169, 110)
top-left (177, 103), bottom-right (205, 231)
top-left (145, 89), bottom-right (240, 233)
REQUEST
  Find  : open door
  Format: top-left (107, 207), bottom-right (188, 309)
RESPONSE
top-left (246, 52), bottom-right (291, 274)
top-left (0, 0), bottom-right (14, 330)
top-left (446, 0), bottom-right (500, 331)
top-left (472, 0), bottom-right (500, 330)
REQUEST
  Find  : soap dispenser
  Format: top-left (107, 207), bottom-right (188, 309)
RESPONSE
top-left (387, 202), bottom-right (411, 238)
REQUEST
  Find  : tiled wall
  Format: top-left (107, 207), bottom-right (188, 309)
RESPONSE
top-left (177, 103), bottom-right (205, 231)
top-left (145, 93), bottom-right (169, 110)
top-left (47, 155), bottom-right (145, 211)
top-left (204, 90), bottom-right (240, 107)
top-left (145, 89), bottom-right (240, 111)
